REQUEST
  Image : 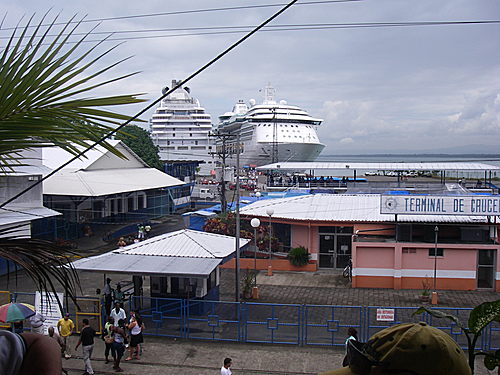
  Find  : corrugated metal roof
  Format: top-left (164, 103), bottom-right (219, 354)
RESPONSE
top-left (116, 229), bottom-right (250, 258)
top-left (71, 253), bottom-right (221, 276)
top-left (257, 162), bottom-right (500, 171)
top-left (239, 194), bottom-right (491, 223)
top-left (0, 206), bottom-right (61, 227)
top-left (43, 168), bottom-right (184, 196)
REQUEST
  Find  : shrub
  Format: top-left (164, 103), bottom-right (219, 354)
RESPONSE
top-left (287, 246), bottom-right (310, 266)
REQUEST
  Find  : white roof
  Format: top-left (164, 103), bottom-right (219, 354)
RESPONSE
top-left (115, 229), bottom-right (249, 258)
top-left (71, 229), bottom-right (250, 276)
top-left (257, 162), bottom-right (500, 171)
top-left (43, 168), bottom-right (184, 196)
top-left (0, 206), bottom-right (61, 227)
top-left (71, 252), bottom-right (221, 277)
top-left (240, 194), bottom-right (491, 223)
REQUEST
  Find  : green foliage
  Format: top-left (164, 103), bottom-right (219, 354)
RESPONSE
top-left (241, 268), bottom-right (256, 298)
top-left (0, 14), bottom-right (145, 171)
top-left (468, 300), bottom-right (500, 335)
top-left (413, 299), bottom-right (500, 374)
top-left (287, 246), bottom-right (310, 266)
top-left (116, 125), bottom-right (163, 170)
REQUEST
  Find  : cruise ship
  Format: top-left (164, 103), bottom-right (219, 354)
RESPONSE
top-left (149, 80), bottom-right (215, 175)
top-left (216, 84), bottom-right (325, 166)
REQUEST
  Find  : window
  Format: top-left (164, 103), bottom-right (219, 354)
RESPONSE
top-left (429, 248), bottom-right (444, 257)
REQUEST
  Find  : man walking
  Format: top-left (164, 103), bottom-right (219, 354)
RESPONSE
top-left (29, 311), bottom-right (45, 334)
top-left (57, 313), bottom-right (75, 359)
top-left (103, 277), bottom-right (113, 316)
top-left (110, 302), bottom-right (126, 326)
top-left (221, 358), bottom-right (232, 375)
top-left (75, 318), bottom-right (96, 375)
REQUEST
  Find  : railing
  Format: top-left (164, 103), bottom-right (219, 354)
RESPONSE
top-left (6, 292), bottom-right (498, 350)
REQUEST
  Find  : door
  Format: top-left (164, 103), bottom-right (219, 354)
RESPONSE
top-left (319, 235), bottom-right (335, 268)
top-left (477, 250), bottom-right (496, 289)
top-left (336, 235), bottom-right (351, 269)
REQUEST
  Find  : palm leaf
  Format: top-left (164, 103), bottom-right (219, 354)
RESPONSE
top-left (0, 224), bottom-right (80, 311)
top-left (0, 14), bottom-right (146, 171)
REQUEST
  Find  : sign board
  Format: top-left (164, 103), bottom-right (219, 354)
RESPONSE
top-left (376, 308), bottom-right (395, 321)
top-left (381, 195), bottom-right (500, 216)
top-left (35, 292), bottom-right (63, 335)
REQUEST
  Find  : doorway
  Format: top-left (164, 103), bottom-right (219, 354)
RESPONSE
top-left (477, 250), bottom-right (496, 289)
top-left (318, 226), bottom-right (352, 269)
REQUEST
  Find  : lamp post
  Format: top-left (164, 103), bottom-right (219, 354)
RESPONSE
top-left (251, 218), bottom-right (261, 284)
top-left (432, 225), bottom-right (439, 304)
top-left (266, 208), bottom-right (274, 276)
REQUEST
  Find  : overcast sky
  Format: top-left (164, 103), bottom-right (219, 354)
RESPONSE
top-left (2, 0), bottom-right (499, 154)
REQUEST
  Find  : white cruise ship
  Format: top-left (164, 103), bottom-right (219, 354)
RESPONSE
top-left (216, 84), bottom-right (325, 166)
top-left (149, 80), bottom-right (215, 175)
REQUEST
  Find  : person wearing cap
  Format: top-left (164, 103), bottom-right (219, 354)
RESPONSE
top-left (320, 322), bottom-right (471, 375)
top-left (57, 313), bottom-right (75, 359)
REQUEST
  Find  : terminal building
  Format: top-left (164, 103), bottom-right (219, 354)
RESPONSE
top-left (237, 162), bottom-right (500, 291)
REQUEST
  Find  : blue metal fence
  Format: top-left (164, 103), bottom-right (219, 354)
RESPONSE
top-left (6, 292), bottom-right (498, 351)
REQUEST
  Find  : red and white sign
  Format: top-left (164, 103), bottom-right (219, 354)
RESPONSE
top-left (376, 308), bottom-right (395, 321)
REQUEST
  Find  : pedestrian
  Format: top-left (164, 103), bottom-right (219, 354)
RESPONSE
top-left (110, 319), bottom-right (127, 372)
top-left (137, 224), bottom-right (145, 240)
top-left (102, 317), bottom-right (114, 364)
top-left (220, 357), bottom-right (232, 375)
top-left (75, 318), bottom-right (96, 375)
top-left (47, 326), bottom-right (65, 357)
top-left (29, 311), bottom-right (46, 334)
top-left (144, 224), bottom-right (151, 239)
top-left (104, 277), bottom-right (113, 316)
top-left (57, 313), bottom-right (75, 359)
top-left (125, 311), bottom-right (145, 361)
top-left (342, 327), bottom-right (358, 366)
top-left (110, 302), bottom-right (126, 327)
top-left (113, 284), bottom-right (125, 307)
top-left (117, 237), bottom-right (126, 247)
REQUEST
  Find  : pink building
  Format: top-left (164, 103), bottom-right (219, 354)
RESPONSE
top-left (240, 194), bottom-right (500, 291)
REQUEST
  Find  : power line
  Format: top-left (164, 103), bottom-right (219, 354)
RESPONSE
top-left (0, 0), bottom-right (299, 210)
top-left (6, 20), bottom-right (499, 44)
top-left (0, 1), bottom-right (361, 31)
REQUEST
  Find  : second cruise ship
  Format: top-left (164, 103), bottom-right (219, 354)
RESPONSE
top-left (216, 84), bottom-right (325, 166)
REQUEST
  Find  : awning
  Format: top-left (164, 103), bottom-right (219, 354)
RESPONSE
top-left (71, 252), bottom-right (222, 277)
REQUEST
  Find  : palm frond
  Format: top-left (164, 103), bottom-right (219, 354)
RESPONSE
top-left (0, 14), bottom-right (146, 172)
top-left (0, 224), bottom-right (80, 311)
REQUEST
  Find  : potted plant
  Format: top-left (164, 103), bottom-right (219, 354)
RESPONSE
top-left (241, 268), bottom-right (256, 299)
top-left (419, 278), bottom-right (431, 303)
top-left (287, 246), bottom-right (310, 267)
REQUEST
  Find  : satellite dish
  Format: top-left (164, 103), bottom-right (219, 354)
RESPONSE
top-left (280, 100), bottom-right (287, 105)
top-left (249, 99), bottom-right (256, 107)
top-left (162, 87), bottom-right (169, 95)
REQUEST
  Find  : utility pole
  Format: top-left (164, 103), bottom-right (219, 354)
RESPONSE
top-left (235, 134), bottom-right (241, 302)
top-left (209, 132), bottom-right (233, 213)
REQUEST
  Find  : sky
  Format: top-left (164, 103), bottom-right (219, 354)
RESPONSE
top-left (2, 0), bottom-right (500, 155)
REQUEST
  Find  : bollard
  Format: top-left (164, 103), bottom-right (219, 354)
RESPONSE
top-left (252, 286), bottom-right (259, 299)
top-left (431, 291), bottom-right (438, 305)
top-left (267, 265), bottom-right (273, 276)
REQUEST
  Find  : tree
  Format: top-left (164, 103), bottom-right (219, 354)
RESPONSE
top-left (0, 14), bottom-right (145, 304)
top-left (115, 125), bottom-right (163, 170)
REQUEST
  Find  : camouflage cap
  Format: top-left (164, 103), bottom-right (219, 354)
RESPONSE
top-left (320, 322), bottom-right (471, 375)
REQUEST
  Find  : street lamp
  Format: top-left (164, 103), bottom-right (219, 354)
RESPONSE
top-left (251, 218), bottom-right (261, 284)
top-left (266, 208), bottom-right (274, 276)
top-left (432, 226), bottom-right (439, 304)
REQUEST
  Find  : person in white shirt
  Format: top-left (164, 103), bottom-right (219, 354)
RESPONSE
top-left (29, 312), bottom-right (46, 334)
top-left (109, 303), bottom-right (126, 327)
top-left (220, 357), bottom-right (232, 375)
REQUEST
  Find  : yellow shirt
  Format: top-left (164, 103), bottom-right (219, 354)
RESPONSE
top-left (57, 318), bottom-right (74, 337)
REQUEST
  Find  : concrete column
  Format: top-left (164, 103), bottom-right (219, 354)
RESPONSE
top-left (393, 243), bottom-right (403, 290)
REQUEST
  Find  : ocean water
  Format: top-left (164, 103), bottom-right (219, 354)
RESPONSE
top-left (313, 154), bottom-right (500, 179)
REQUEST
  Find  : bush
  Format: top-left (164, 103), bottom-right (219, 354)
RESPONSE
top-left (287, 246), bottom-right (310, 266)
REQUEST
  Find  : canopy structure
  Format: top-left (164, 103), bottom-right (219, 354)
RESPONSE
top-left (257, 162), bottom-right (500, 172)
top-left (71, 229), bottom-right (250, 277)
